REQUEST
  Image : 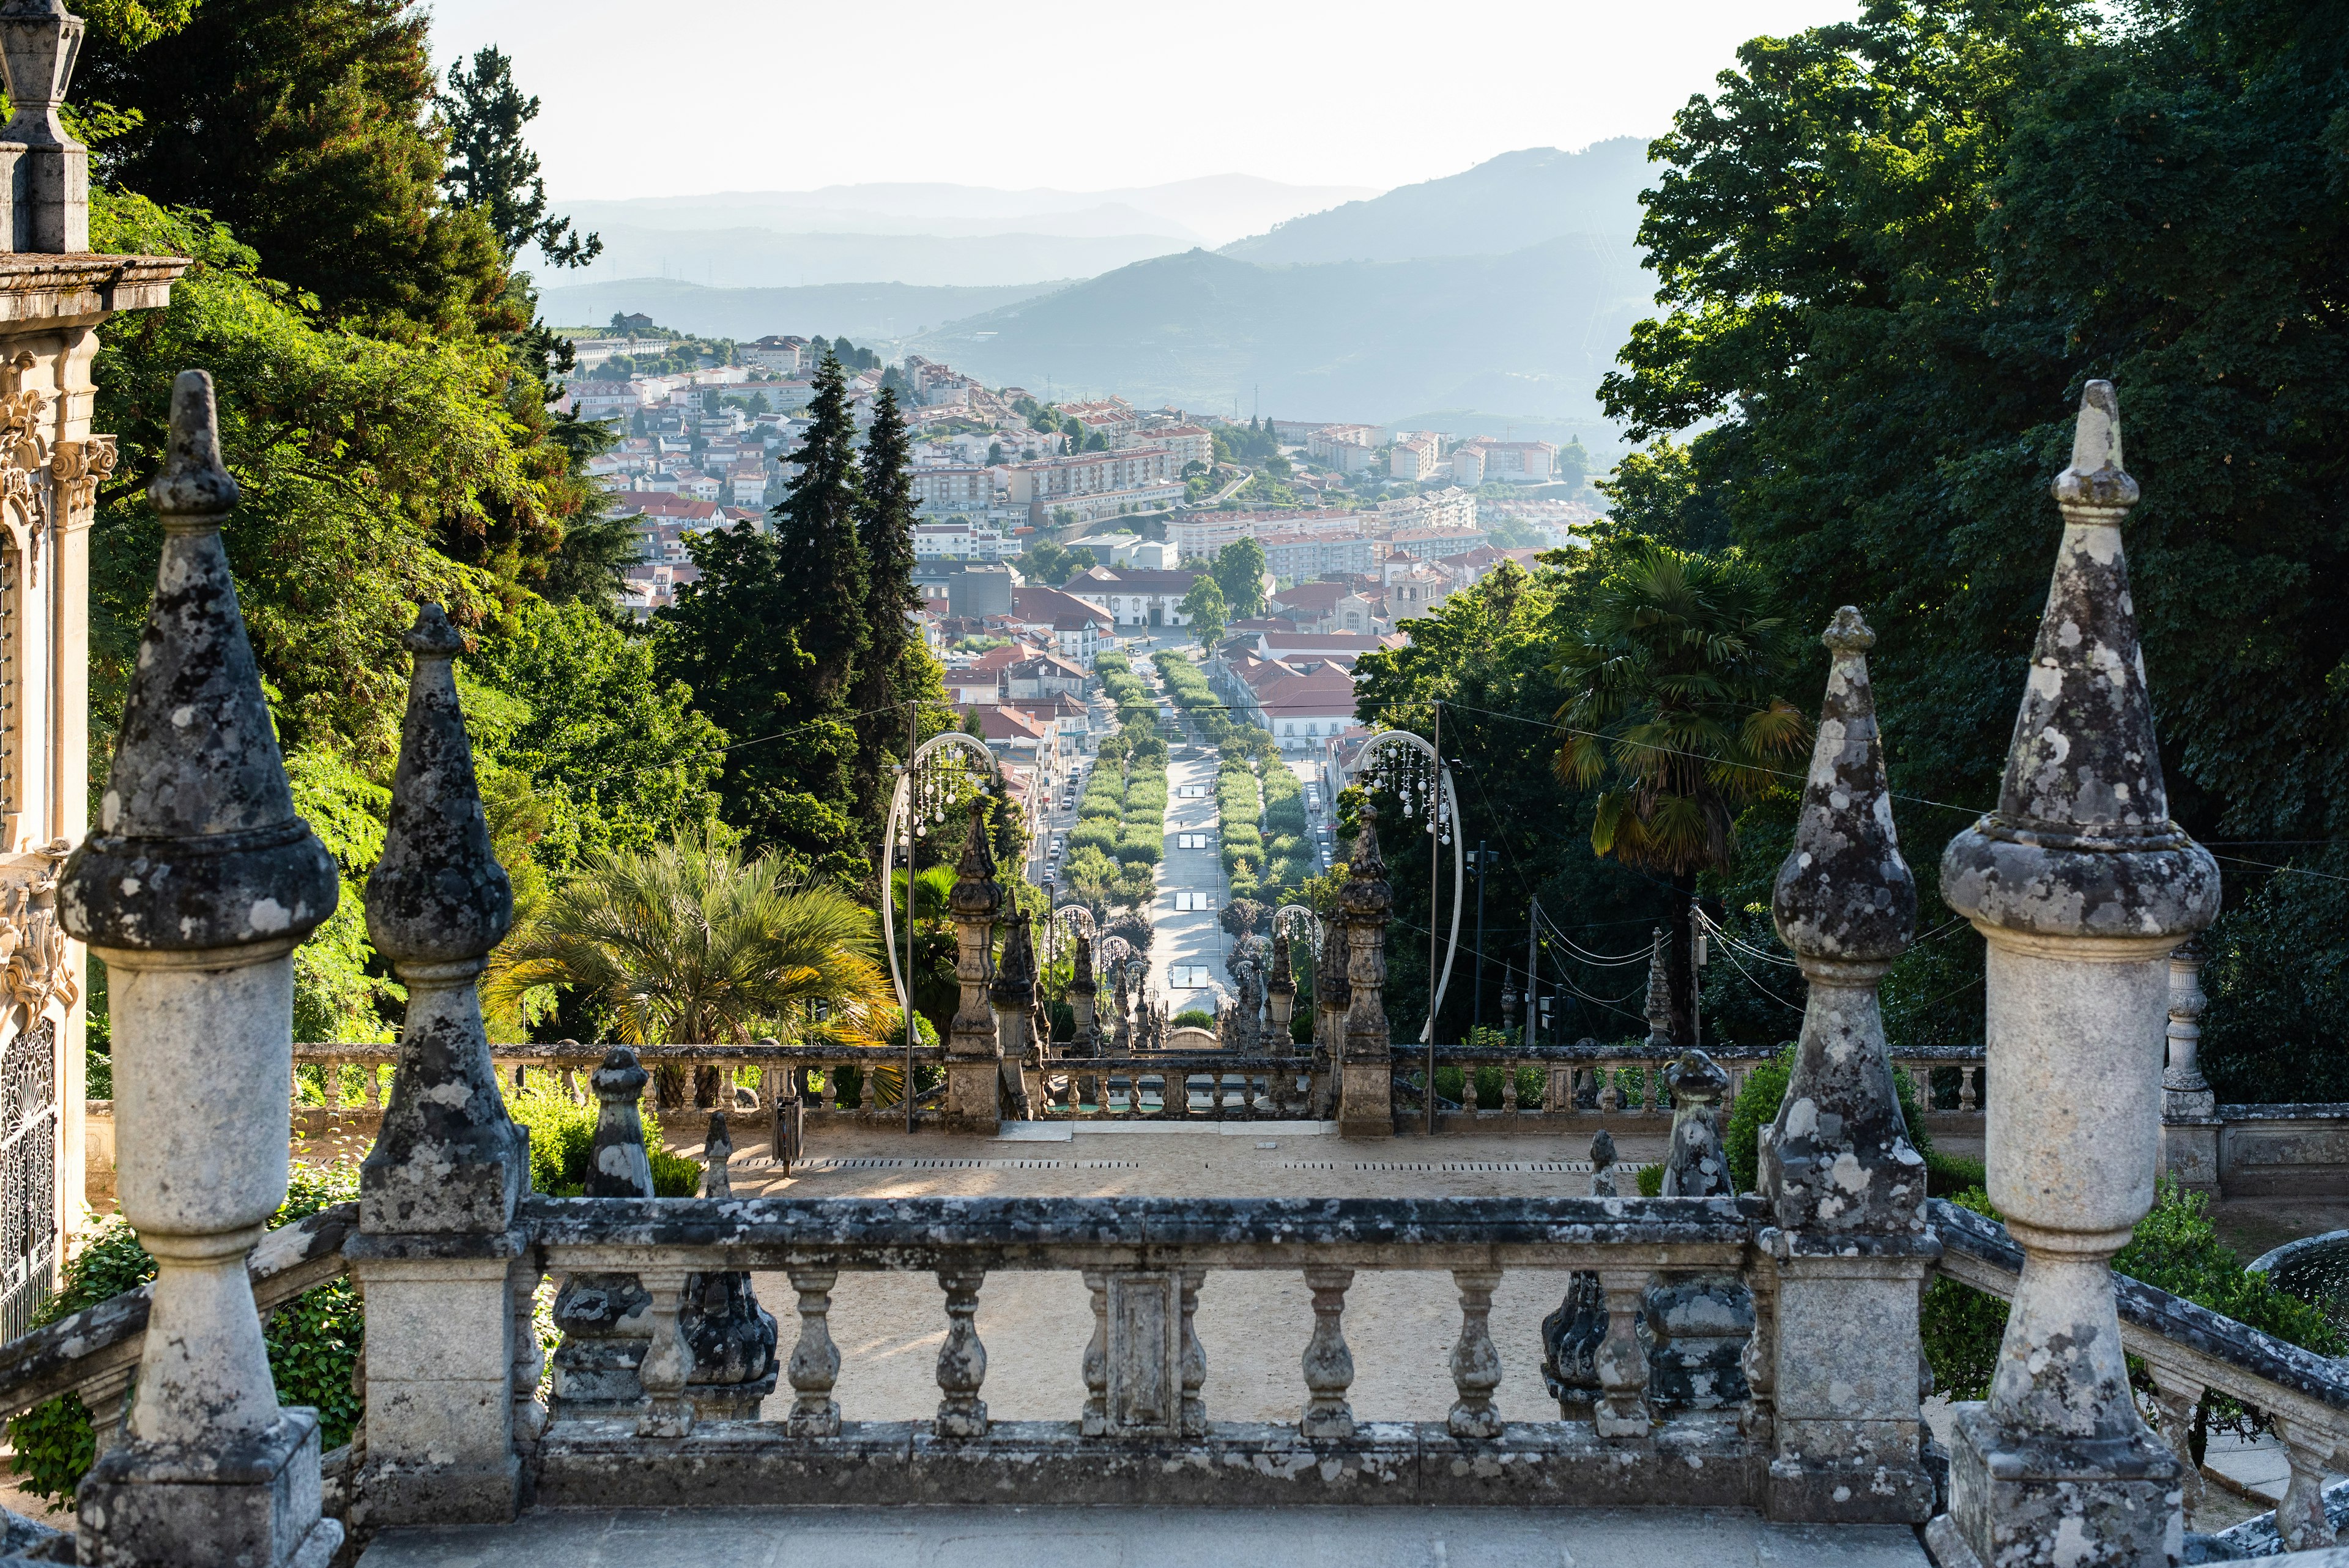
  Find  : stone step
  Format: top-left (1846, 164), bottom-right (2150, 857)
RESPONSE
top-left (358, 1504), bottom-right (1934, 1567)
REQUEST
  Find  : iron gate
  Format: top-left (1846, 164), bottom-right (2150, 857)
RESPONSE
top-left (0, 1018), bottom-right (57, 1341)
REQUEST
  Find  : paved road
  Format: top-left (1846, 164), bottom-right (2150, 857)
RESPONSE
top-left (1146, 733), bottom-right (1227, 1020)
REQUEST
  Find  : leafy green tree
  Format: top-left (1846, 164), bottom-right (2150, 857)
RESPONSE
top-left (1181, 576), bottom-right (1228, 647)
top-left (439, 46), bottom-right (600, 267)
top-left (81, 0), bottom-right (516, 336)
top-left (1212, 536), bottom-right (1268, 618)
top-left (1547, 543), bottom-right (1808, 1043)
top-left (1599, 0), bottom-right (2349, 1087)
top-left (491, 833), bottom-right (899, 1105)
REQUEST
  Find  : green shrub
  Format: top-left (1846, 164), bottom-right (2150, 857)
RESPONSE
top-left (9, 1161), bottom-right (369, 1509)
top-left (1635, 1163), bottom-right (1664, 1197)
top-left (1172, 1008), bottom-right (1215, 1029)
top-left (1724, 1045), bottom-right (1930, 1193)
top-left (1070, 821), bottom-right (1119, 856)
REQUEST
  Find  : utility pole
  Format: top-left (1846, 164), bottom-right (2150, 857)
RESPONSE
top-left (1470, 841), bottom-right (1490, 1037)
top-left (1427, 703), bottom-right (1442, 1136)
top-left (1526, 896), bottom-right (1540, 1049)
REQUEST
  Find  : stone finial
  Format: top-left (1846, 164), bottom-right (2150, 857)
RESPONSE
top-left (1500, 978), bottom-right (1519, 1038)
top-left (1340, 802), bottom-right (1390, 922)
top-left (700, 1112), bottom-right (733, 1199)
top-left (364, 605), bottom-right (513, 964)
top-left (1317, 912), bottom-right (1350, 1011)
top-left (1071, 933), bottom-right (1096, 994)
top-left (62, 371), bottom-right (338, 954)
top-left (951, 799), bottom-right (1001, 924)
top-left (1942, 382), bottom-right (2218, 941)
top-left (1773, 607), bottom-right (1914, 963)
top-left (588, 1048), bottom-right (656, 1199)
top-left (1641, 928), bottom-right (1672, 1049)
top-left (990, 914), bottom-right (1036, 1010)
top-left (1661, 1049), bottom-right (1731, 1197)
top-left (1762, 607), bottom-right (1927, 1235)
top-left (1589, 1128), bottom-right (1618, 1197)
top-left (1267, 929), bottom-right (1294, 995)
top-left (0, 0), bottom-right (89, 253)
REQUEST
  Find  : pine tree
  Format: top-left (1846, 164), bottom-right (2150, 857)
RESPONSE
top-left (773, 353), bottom-right (871, 706)
top-left (440, 46), bottom-right (601, 267)
top-left (850, 386), bottom-right (925, 828)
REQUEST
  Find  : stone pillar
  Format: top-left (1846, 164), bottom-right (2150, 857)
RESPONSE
top-left (58, 372), bottom-right (342, 1568)
top-left (1266, 930), bottom-right (1296, 1046)
top-left (1309, 912), bottom-right (1348, 1120)
top-left (987, 913), bottom-right (1034, 1119)
top-left (1758, 605), bottom-right (1937, 1523)
top-left (346, 604), bottom-right (532, 1528)
top-left (1067, 934), bottom-right (1098, 1054)
top-left (547, 1050), bottom-right (655, 1421)
top-left (943, 801), bottom-right (1004, 1132)
top-left (1660, 1049), bottom-right (1729, 1197)
top-left (1110, 963), bottom-right (1132, 1052)
top-left (1934, 384), bottom-right (2219, 1568)
top-left (1335, 804), bottom-right (1393, 1138)
top-left (0, 0), bottom-right (89, 254)
top-left (1641, 927), bottom-right (1672, 1050)
top-left (2159, 940), bottom-right (2219, 1194)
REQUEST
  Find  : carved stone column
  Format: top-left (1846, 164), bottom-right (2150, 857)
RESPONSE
top-left (1641, 927), bottom-right (1672, 1050)
top-left (1934, 384), bottom-right (2219, 1568)
top-left (1759, 606), bottom-right (1937, 1524)
top-left (59, 372), bottom-right (341, 1568)
top-left (346, 604), bottom-right (532, 1529)
top-left (1067, 933), bottom-right (1099, 1055)
top-left (1310, 911), bottom-right (1348, 1120)
top-left (2159, 940), bottom-right (2219, 1193)
top-left (943, 801), bottom-right (1004, 1132)
top-left (987, 913), bottom-right (1035, 1119)
top-left (1335, 805), bottom-right (1392, 1138)
top-left (1266, 928), bottom-right (1296, 1045)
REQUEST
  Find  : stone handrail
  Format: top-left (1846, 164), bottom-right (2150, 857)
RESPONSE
top-left (1929, 1196), bottom-right (2349, 1547)
top-left (1038, 1052), bottom-right (1314, 1120)
top-left (0, 1203), bottom-right (357, 1430)
top-left (522, 1192), bottom-right (1772, 1507)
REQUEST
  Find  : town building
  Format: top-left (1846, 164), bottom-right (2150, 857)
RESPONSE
top-left (1389, 432), bottom-right (1441, 481)
top-left (1259, 528), bottom-right (1376, 581)
top-left (1003, 448), bottom-right (1184, 523)
top-left (1063, 565), bottom-right (1202, 628)
top-left (1450, 438), bottom-right (1559, 486)
top-left (910, 465), bottom-right (999, 517)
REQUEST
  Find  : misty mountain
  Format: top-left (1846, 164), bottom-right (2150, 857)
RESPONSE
top-left (554, 176), bottom-right (1381, 290)
top-left (1220, 140), bottom-right (1652, 265)
top-left (907, 235), bottom-right (1649, 435)
top-left (536, 277), bottom-right (1065, 342)
top-left (562, 225), bottom-right (1190, 290)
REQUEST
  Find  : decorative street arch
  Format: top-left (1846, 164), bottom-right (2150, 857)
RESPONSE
top-left (880, 731), bottom-right (1006, 1016)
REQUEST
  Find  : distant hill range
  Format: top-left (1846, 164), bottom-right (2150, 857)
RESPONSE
top-left (538, 278), bottom-right (1066, 344)
top-left (1219, 139), bottom-right (1650, 265)
top-left (544, 145), bottom-right (1660, 445)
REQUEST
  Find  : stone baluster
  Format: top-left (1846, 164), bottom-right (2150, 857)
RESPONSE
top-left (1959, 1063), bottom-right (1978, 1113)
top-left (2160, 939), bottom-right (2221, 1193)
top-left (1740, 1254), bottom-right (1778, 1447)
top-left (682, 1113), bottom-right (777, 1419)
top-left (59, 371), bottom-right (344, 1567)
top-left (1460, 1067), bottom-right (1478, 1114)
top-left (1078, 1268), bottom-right (1110, 1436)
top-left (344, 601), bottom-right (536, 1526)
top-left (0, 0), bottom-right (91, 254)
top-left (1335, 805), bottom-right (1392, 1139)
top-left (1598, 1064), bottom-right (1619, 1115)
top-left (934, 1267), bottom-right (990, 1437)
top-left (2142, 1366), bottom-right (2204, 1524)
top-left (784, 1266), bottom-right (843, 1437)
top-left (2269, 1415), bottom-right (2339, 1553)
top-left (1447, 1267), bottom-right (1504, 1439)
top-left (1501, 1062), bottom-right (1519, 1113)
top-left (858, 1062), bottom-right (878, 1115)
top-left (634, 1267), bottom-right (696, 1438)
top-left (1299, 1265), bottom-right (1356, 1438)
top-left (1178, 1266), bottom-right (1206, 1437)
top-left (1757, 604), bottom-right (1936, 1523)
top-left (1935, 383), bottom-right (2219, 1568)
top-left (365, 1058), bottom-right (384, 1108)
top-left (943, 803), bottom-right (1005, 1133)
top-left (818, 1069), bottom-right (838, 1113)
top-left (1592, 1268), bottom-right (1653, 1439)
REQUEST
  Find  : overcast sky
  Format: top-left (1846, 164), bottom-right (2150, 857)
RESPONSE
top-left (428, 0), bottom-right (1863, 198)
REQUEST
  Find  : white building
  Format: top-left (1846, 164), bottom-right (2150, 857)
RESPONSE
top-left (913, 520), bottom-right (1020, 560)
top-left (911, 465), bottom-right (999, 516)
top-left (1389, 432), bottom-right (1440, 481)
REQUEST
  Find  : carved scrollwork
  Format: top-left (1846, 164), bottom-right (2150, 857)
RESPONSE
top-left (50, 434), bottom-right (115, 524)
top-left (0, 840), bottom-right (77, 1035)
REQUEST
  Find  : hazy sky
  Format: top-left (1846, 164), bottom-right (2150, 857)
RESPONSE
top-left (428, 0), bottom-right (1863, 198)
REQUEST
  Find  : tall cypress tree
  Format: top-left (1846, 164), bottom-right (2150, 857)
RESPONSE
top-left (773, 353), bottom-right (871, 705)
top-left (850, 386), bottom-right (924, 829)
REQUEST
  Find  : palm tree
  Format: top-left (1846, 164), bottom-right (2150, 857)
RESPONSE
top-left (889, 862), bottom-right (959, 1043)
top-left (1547, 543), bottom-right (1809, 1045)
top-left (493, 831), bottom-right (899, 1108)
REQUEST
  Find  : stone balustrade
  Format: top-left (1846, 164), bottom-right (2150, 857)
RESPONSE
top-left (524, 1191), bottom-right (1773, 1508)
top-left (1037, 1051), bottom-right (1314, 1120)
top-left (1408, 1042), bottom-right (1984, 1129)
